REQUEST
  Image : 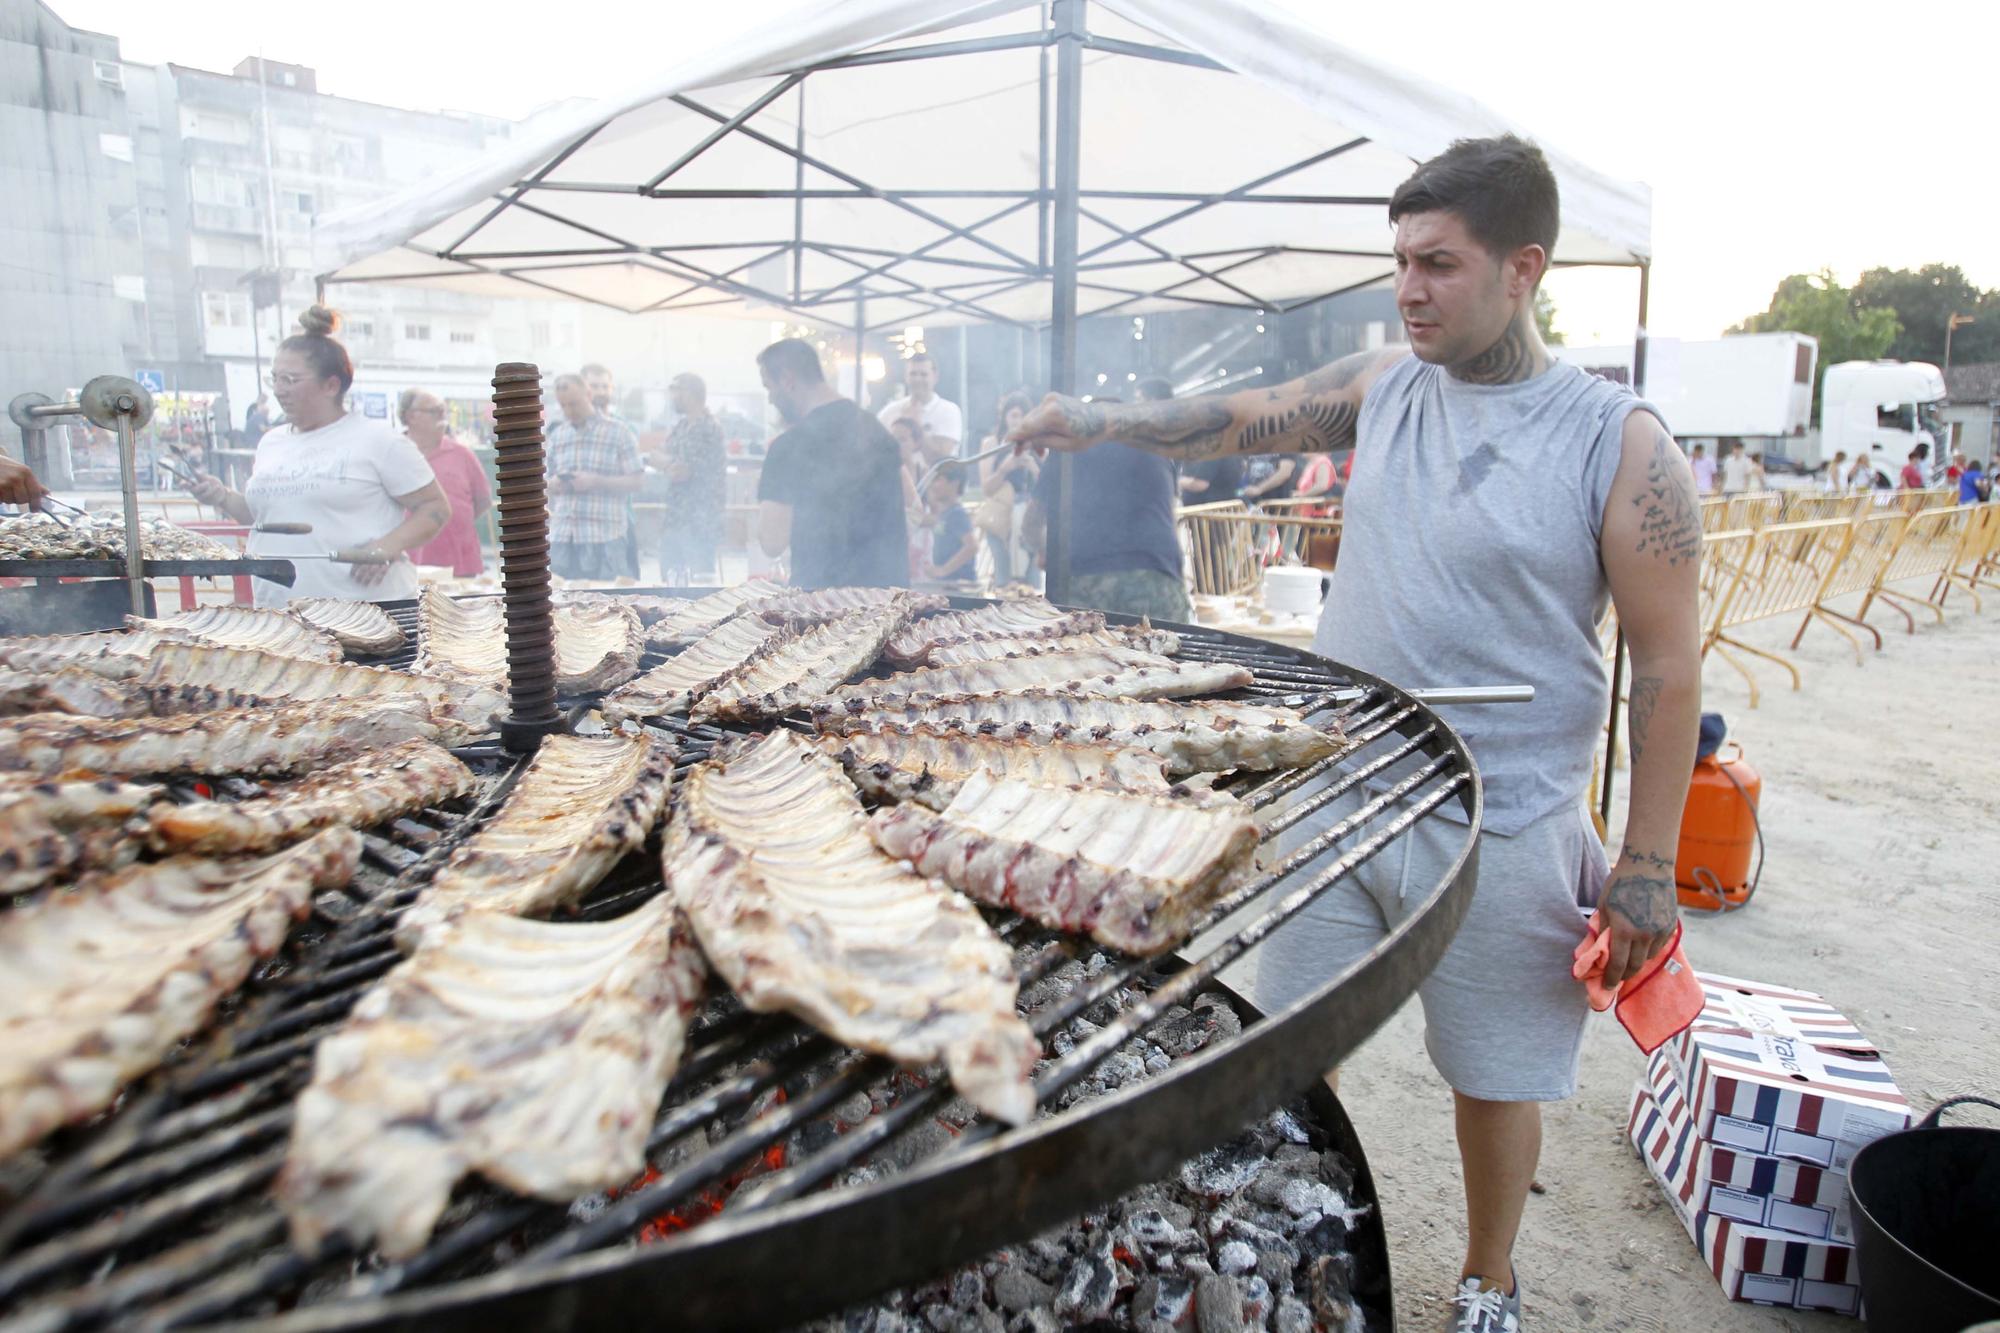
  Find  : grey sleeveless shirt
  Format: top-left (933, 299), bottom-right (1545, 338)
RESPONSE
top-left (1312, 356), bottom-right (1661, 836)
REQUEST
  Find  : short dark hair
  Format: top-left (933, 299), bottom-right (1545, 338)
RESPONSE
top-left (930, 460), bottom-right (965, 490)
top-left (1135, 376), bottom-right (1173, 402)
top-left (580, 362), bottom-right (611, 380)
top-left (1389, 134), bottom-right (1559, 270)
top-left (758, 338), bottom-right (825, 385)
top-left (553, 373), bottom-right (585, 392)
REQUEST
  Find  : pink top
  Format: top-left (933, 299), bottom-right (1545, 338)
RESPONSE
top-left (409, 437), bottom-right (488, 576)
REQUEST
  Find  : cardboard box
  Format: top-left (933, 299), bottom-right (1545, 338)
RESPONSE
top-left (1677, 972), bottom-right (1879, 1055)
top-left (1644, 1053), bottom-right (1854, 1242)
top-left (1628, 1084), bottom-right (1862, 1315)
top-left (1665, 976), bottom-right (1908, 1169)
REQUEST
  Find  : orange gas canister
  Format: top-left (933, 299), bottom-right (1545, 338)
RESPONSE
top-left (1675, 742), bottom-right (1762, 910)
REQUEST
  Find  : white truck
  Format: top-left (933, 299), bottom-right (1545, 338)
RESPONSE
top-left (1817, 360), bottom-right (1948, 487)
top-left (1555, 332), bottom-right (1818, 463)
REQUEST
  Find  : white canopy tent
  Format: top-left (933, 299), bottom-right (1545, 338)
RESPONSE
top-left (313, 0), bottom-right (1651, 337)
top-left (313, 0), bottom-right (1654, 820)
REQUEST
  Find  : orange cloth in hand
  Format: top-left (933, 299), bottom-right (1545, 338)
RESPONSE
top-left (1571, 910), bottom-right (1705, 1053)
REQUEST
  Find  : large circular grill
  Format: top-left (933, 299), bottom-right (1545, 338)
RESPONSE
top-left (0, 593), bottom-right (1481, 1331)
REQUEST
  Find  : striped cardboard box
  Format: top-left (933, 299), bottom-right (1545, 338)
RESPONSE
top-left (1645, 1052), bottom-right (1853, 1242)
top-left (1677, 971), bottom-right (1878, 1055)
top-left (1667, 996), bottom-right (1908, 1169)
top-left (1627, 1084), bottom-right (1862, 1315)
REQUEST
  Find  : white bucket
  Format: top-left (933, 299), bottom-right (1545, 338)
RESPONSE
top-left (1263, 565), bottom-right (1329, 616)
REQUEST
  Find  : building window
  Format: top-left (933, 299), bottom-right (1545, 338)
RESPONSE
top-left (201, 291), bottom-right (250, 328)
top-left (449, 330), bottom-right (475, 345)
top-left (403, 323), bottom-right (431, 341)
top-left (288, 191), bottom-right (313, 214)
top-left (190, 167), bottom-right (253, 208)
top-left (351, 319), bottom-right (375, 339)
top-left (94, 60), bottom-right (124, 89)
top-left (98, 133), bottom-right (133, 163)
top-left (1794, 344), bottom-right (1813, 384)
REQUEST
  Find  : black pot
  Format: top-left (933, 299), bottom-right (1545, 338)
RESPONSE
top-left (1848, 1095), bottom-right (2000, 1331)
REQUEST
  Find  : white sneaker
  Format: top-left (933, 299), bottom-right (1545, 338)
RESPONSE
top-left (1443, 1274), bottom-right (1520, 1333)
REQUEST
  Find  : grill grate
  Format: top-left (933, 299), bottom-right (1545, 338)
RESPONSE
top-left (0, 597), bottom-right (1479, 1332)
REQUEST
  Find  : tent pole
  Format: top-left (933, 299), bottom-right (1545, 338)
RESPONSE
top-left (1600, 259), bottom-right (1651, 831)
top-left (853, 295), bottom-right (867, 404)
top-left (1045, 0), bottom-right (1085, 605)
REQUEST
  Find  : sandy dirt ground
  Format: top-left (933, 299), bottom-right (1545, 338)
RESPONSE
top-left (1310, 585), bottom-right (1998, 1330)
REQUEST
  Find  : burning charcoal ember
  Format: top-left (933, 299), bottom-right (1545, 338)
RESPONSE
top-left (1216, 1239), bottom-right (1258, 1275)
top-left (1273, 1295), bottom-right (1314, 1333)
top-left (1179, 1143), bottom-right (1266, 1201)
top-left (1195, 1274), bottom-right (1246, 1333)
top-left (991, 1262), bottom-right (1056, 1313)
top-left (1308, 1253), bottom-right (1360, 1329)
top-left (1052, 1238), bottom-right (1120, 1322)
top-left (1278, 1178), bottom-right (1361, 1231)
top-left (1241, 1274), bottom-right (1275, 1327)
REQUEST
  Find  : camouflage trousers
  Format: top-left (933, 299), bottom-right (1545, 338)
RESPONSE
top-left (1063, 568), bottom-right (1193, 624)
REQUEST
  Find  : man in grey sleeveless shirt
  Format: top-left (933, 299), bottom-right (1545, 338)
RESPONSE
top-left (1014, 137), bottom-right (1702, 1331)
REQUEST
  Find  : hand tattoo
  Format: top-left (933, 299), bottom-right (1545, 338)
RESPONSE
top-left (1605, 867), bottom-right (1678, 934)
top-left (1055, 396), bottom-right (1108, 442)
top-left (1632, 429), bottom-right (1702, 567)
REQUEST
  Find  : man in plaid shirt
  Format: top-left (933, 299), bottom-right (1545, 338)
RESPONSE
top-left (546, 372), bottom-right (642, 580)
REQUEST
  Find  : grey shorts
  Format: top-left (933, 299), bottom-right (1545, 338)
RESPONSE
top-left (1248, 783), bottom-right (1607, 1102)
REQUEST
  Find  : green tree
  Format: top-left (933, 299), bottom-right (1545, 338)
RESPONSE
top-left (1730, 270), bottom-right (1900, 421)
top-left (1852, 264), bottom-right (2000, 365)
top-left (1533, 288), bottom-right (1564, 345)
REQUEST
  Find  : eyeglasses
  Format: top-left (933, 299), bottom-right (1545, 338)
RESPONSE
top-left (271, 372), bottom-right (316, 388)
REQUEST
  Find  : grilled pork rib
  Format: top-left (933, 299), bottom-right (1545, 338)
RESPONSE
top-left (127, 606), bottom-right (344, 663)
top-left (817, 720), bottom-right (1169, 811)
top-left (826, 647), bottom-right (1252, 710)
top-left (133, 643), bottom-right (504, 733)
top-left (0, 629), bottom-right (197, 681)
top-left (664, 731), bottom-right (1038, 1124)
top-left (643, 583), bottom-right (786, 648)
top-left (278, 897), bottom-right (706, 1259)
top-left (691, 601), bottom-right (913, 723)
top-left (415, 587), bottom-right (643, 693)
top-left (0, 667), bottom-right (143, 718)
top-left (927, 625), bottom-right (1181, 666)
top-left (870, 772), bottom-right (1259, 956)
top-left (395, 733), bottom-right (675, 949)
top-left (883, 597), bottom-right (1102, 666)
top-left (817, 689), bottom-right (1343, 776)
top-left (0, 828), bottom-right (359, 1160)
top-left (751, 586), bottom-right (948, 626)
top-left (144, 740), bottom-right (477, 856)
top-left (599, 612), bottom-right (783, 720)
top-left (0, 773), bottom-right (159, 893)
top-left (287, 597), bottom-right (407, 656)
top-left (0, 696), bottom-right (448, 780)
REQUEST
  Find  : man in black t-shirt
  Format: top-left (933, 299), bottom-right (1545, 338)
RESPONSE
top-left (1023, 381), bottom-right (1191, 621)
top-left (754, 339), bottom-right (909, 589)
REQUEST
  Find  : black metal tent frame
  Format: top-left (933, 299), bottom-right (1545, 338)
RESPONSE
top-left (322, 0), bottom-right (1650, 813)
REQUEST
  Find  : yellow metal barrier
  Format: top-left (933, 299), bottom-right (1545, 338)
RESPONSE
top-left (1176, 500), bottom-right (1261, 597)
top-left (1700, 519), bottom-right (1854, 707)
top-left (1778, 493), bottom-right (1869, 524)
top-left (1793, 510), bottom-right (1907, 659)
top-left (1860, 504), bottom-right (1983, 631)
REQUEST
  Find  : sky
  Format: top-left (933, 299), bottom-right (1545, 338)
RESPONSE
top-left (58, 0), bottom-right (2000, 346)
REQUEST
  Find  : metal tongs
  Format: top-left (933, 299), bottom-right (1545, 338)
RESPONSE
top-left (31, 494), bottom-right (90, 527)
top-left (156, 455), bottom-right (314, 536)
top-left (1330, 684), bottom-right (1534, 706)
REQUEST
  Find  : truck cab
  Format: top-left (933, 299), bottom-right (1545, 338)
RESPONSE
top-left (1820, 361), bottom-right (1947, 485)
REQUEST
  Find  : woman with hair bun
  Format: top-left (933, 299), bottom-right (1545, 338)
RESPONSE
top-left (190, 306), bottom-right (451, 606)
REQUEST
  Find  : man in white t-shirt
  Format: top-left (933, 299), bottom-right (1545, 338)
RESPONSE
top-left (876, 353), bottom-right (962, 468)
top-left (1718, 440), bottom-right (1751, 494)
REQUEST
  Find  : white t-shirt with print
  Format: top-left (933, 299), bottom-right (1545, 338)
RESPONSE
top-left (877, 393), bottom-right (964, 454)
top-left (244, 412), bottom-right (436, 607)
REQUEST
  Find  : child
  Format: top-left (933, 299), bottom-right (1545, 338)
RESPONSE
top-left (923, 462), bottom-right (979, 586)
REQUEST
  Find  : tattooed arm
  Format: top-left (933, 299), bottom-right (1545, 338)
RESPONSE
top-left (1596, 409), bottom-right (1704, 987)
top-left (1008, 347), bottom-right (1408, 462)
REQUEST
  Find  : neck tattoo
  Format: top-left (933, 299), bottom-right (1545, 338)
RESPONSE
top-left (1450, 311), bottom-right (1549, 386)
